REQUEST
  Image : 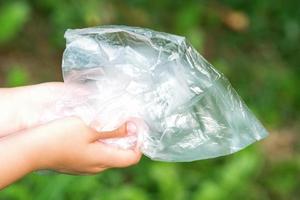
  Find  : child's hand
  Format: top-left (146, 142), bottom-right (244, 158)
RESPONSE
top-left (0, 117), bottom-right (141, 189)
top-left (0, 83), bottom-right (142, 189)
top-left (31, 117), bottom-right (141, 174)
top-left (0, 82), bottom-right (86, 137)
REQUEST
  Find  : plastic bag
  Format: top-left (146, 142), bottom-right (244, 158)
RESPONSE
top-left (43, 25), bottom-right (268, 162)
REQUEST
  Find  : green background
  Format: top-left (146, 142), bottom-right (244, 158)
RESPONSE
top-left (0, 0), bottom-right (299, 199)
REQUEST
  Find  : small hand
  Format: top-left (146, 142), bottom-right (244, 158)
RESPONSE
top-left (0, 83), bottom-right (142, 189)
top-left (0, 82), bottom-right (88, 137)
top-left (32, 117), bottom-right (141, 174)
top-left (0, 117), bottom-right (141, 189)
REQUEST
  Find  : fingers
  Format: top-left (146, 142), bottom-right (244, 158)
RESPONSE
top-left (87, 121), bottom-right (142, 168)
top-left (88, 142), bottom-right (142, 168)
top-left (91, 122), bottom-right (137, 141)
top-left (58, 166), bottom-right (108, 175)
top-left (93, 124), bottom-right (127, 140)
top-left (40, 117), bottom-right (141, 170)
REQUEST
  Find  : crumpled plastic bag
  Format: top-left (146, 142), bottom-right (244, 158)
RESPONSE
top-left (42, 25), bottom-right (268, 162)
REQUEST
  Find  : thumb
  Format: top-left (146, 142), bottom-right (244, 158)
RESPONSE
top-left (92, 122), bottom-right (137, 141)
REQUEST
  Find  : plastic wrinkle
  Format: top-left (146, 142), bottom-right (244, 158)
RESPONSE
top-left (42, 25), bottom-right (268, 162)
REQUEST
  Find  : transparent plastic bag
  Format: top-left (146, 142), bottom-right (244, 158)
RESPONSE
top-left (43, 25), bottom-right (268, 161)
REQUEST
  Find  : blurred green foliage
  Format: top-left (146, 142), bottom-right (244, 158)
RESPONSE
top-left (0, 0), bottom-right (299, 199)
top-left (0, 2), bottom-right (30, 44)
top-left (5, 66), bottom-right (29, 87)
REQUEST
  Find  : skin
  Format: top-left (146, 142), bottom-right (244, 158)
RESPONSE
top-left (0, 82), bottom-right (141, 190)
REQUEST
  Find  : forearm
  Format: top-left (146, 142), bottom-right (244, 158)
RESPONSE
top-left (0, 82), bottom-right (64, 136)
top-left (0, 131), bottom-right (40, 189)
top-left (0, 88), bottom-right (27, 136)
top-left (0, 118), bottom-right (78, 190)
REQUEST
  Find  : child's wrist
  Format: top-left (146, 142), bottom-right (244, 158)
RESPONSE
top-left (18, 128), bottom-right (53, 172)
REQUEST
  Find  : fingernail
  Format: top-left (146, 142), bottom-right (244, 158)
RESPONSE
top-left (127, 122), bottom-right (137, 135)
